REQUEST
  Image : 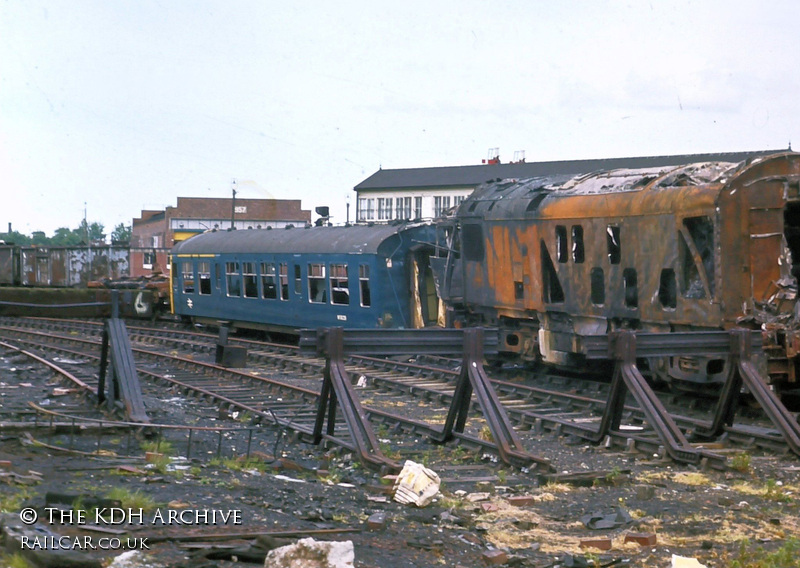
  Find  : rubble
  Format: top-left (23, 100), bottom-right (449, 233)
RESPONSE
top-left (392, 460), bottom-right (441, 507)
top-left (264, 537), bottom-right (354, 568)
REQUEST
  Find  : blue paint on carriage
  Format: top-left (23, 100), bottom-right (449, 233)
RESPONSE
top-left (169, 222), bottom-right (437, 332)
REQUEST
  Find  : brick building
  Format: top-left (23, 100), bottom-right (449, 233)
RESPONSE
top-left (130, 197), bottom-right (310, 277)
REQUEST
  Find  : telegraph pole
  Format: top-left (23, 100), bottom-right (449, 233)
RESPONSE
top-left (231, 180), bottom-right (237, 230)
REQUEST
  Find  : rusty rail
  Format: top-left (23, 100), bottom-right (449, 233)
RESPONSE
top-left (303, 327), bottom-right (550, 471)
top-left (311, 327), bottom-right (399, 472)
top-left (595, 331), bottom-right (723, 466)
top-left (97, 292), bottom-right (149, 423)
top-left (430, 328), bottom-right (552, 471)
top-left (694, 329), bottom-right (800, 456)
top-left (580, 329), bottom-right (800, 462)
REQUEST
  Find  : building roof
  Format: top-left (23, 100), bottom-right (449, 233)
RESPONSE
top-left (353, 149), bottom-right (786, 191)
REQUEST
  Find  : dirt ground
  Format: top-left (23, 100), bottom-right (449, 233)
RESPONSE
top-left (2, 348), bottom-right (800, 568)
top-left (2, 426), bottom-right (800, 568)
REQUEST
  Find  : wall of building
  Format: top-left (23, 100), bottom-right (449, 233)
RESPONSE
top-left (130, 197), bottom-right (311, 278)
top-left (355, 187), bottom-right (473, 222)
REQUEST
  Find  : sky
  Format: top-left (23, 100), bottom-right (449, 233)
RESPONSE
top-left (1, 1), bottom-right (799, 237)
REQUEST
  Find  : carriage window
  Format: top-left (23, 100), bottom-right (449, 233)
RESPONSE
top-left (181, 262), bottom-right (194, 294)
top-left (226, 262), bottom-right (241, 297)
top-left (590, 267), bottom-right (604, 305)
top-left (623, 268), bottom-right (638, 308)
top-left (308, 263), bottom-right (327, 303)
top-left (198, 261), bottom-right (211, 295)
top-left (659, 268), bottom-right (677, 309)
top-left (261, 262), bottom-right (277, 299)
top-left (462, 224), bottom-right (485, 261)
top-left (556, 225), bottom-right (568, 263)
top-left (680, 216), bottom-right (715, 299)
top-left (607, 225), bottom-right (621, 264)
top-left (243, 262), bottom-right (258, 298)
top-left (541, 240), bottom-right (564, 303)
top-left (279, 263), bottom-right (289, 300)
top-left (294, 264), bottom-right (302, 295)
top-left (572, 226), bottom-right (585, 263)
top-left (330, 264), bottom-right (349, 305)
top-left (359, 264), bottom-right (371, 307)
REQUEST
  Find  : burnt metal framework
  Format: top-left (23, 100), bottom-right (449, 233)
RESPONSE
top-left (300, 327), bottom-right (550, 471)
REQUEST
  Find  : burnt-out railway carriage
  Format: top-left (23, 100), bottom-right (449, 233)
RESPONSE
top-left (435, 152), bottom-right (800, 395)
top-left (170, 222), bottom-right (442, 333)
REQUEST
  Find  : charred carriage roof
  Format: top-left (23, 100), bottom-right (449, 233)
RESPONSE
top-left (172, 222), bottom-right (429, 256)
top-left (457, 158), bottom-right (772, 220)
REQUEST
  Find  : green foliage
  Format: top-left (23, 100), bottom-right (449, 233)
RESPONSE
top-left (1, 553), bottom-right (35, 568)
top-left (763, 479), bottom-right (792, 503)
top-left (728, 537), bottom-right (800, 568)
top-left (0, 488), bottom-right (32, 513)
top-left (0, 230), bottom-right (32, 245)
top-left (111, 223), bottom-right (132, 244)
top-left (140, 439), bottom-right (174, 456)
top-left (730, 452), bottom-right (752, 473)
top-left (0, 219), bottom-right (106, 246)
top-left (105, 487), bottom-right (157, 511)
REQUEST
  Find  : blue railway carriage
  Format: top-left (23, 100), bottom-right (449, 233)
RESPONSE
top-left (169, 222), bottom-right (442, 333)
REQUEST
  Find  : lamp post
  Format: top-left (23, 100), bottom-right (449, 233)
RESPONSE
top-left (346, 194), bottom-right (351, 225)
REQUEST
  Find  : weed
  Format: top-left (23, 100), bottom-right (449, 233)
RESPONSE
top-left (730, 452), bottom-right (752, 473)
top-left (478, 426), bottom-right (494, 443)
top-left (605, 466), bottom-right (623, 484)
top-left (726, 537), bottom-right (800, 568)
top-left (105, 487), bottom-right (157, 511)
top-left (140, 439), bottom-right (174, 456)
top-left (496, 469), bottom-right (507, 484)
top-left (220, 456), bottom-right (267, 472)
top-left (763, 479), bottom-right (792, 503)
top-left (148, 453), bottom-right (172, 474)
top-left (450, 445), bottom-right (467, 463)
top-left (1, 553), bottom-right (34, 568)
top-left (0, 488), bottom-right (32, 513)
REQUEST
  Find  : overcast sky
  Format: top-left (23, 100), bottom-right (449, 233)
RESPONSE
top-left (1, 1), bottom-right (798, 237)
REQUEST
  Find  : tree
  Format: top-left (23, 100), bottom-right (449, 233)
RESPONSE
top-left (0, 230), bottom-right (31, 245)
top-left (51, 227), bottom-right (81, 246)
top-left (111, 223), bottom-right (132, 244)
top-left (78, 220), bottom-right (106, 244)
top-left (30, 231), bottom-right (49, 245)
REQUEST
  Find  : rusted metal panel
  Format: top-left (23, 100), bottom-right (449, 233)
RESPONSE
top-left (49, 248), bottom-right (68, 286)
top-left (0, 246), bottom-right (19, 285)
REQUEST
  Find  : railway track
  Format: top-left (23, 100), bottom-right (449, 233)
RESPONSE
top-left (1, 317), bottom-right (797, 473)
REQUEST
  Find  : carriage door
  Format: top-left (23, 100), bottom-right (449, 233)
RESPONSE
top-left (749, 208), bottom-right (784, 300)
top-left (412, 249), bottom-right (441, 327)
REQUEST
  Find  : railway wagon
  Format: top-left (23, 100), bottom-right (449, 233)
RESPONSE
top-left (170, 222), bottom-right (442, 333)
top-left (434, 152), bottom-right (800, 396)
top-left (0, 243), bottom-right (169, 317)
top-left (0, 243), bottom-right (130, 286)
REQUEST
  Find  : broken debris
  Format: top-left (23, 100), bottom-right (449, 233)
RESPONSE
top-left (264, 537), bottom-right (354, 568)
top-left (392, 460), bottom-right (441, 507)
